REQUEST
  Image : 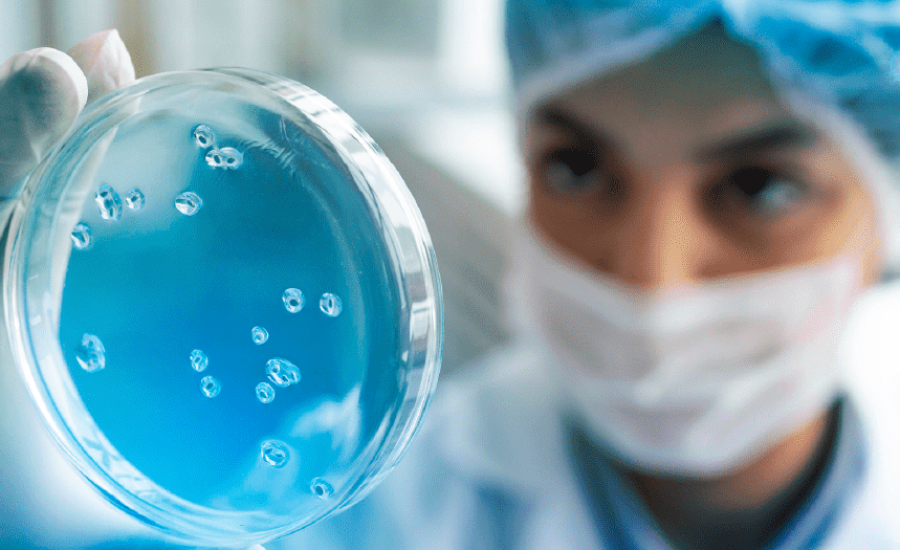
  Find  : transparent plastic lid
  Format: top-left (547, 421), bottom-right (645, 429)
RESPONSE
top-left (4, 68), bottom-right (442, 547)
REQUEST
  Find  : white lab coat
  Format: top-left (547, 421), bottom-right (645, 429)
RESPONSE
top-left (276, 280), bottom-right (900, 550)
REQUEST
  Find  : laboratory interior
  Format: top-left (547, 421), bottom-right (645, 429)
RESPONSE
top-left (3, 1), bottom-right (900, 549)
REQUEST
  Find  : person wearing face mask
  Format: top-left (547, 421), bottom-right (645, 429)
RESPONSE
top-left (5, 2), bottom-right (900, 550)
top-left (274, 2), bottom-right (900, 550)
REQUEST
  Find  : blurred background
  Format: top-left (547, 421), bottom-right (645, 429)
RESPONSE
top-left (0, 0), bottom-right (527, 375)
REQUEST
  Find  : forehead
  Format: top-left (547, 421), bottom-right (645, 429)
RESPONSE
top-left (528, 21), bottom-right (799, 161)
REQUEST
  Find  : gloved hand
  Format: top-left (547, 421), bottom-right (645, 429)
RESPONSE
top-left (0, 30), bottom-right (135, 212)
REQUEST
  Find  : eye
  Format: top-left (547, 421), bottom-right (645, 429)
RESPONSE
top-left (722, 166), bottom-right (809, 217)
top-left (540, 149), bottom-right (608, 196)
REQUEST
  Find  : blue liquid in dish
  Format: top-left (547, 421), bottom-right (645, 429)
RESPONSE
top-left (57, 106), bottom-right (404, 526)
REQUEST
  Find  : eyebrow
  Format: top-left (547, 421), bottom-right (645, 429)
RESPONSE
top-left (535, 106), bottom-right (820, 161)
top-left (695, 121), bottom-right (819, 161)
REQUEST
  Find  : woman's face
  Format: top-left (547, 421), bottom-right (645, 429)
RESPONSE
top-left (524, 22), bottom-right (883, 289)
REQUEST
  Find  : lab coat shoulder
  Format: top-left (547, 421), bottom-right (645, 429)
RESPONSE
top-left (380, 341), bottom-right (602, 550)
top-left (824, 280), bottom-right (900, 548)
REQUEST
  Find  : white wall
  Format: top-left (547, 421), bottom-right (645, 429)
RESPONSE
top-left (0, 1), bottom-right (40, 61)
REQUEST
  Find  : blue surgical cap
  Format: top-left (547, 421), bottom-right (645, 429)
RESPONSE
top-left (505, 0), bottom-right (900, 275)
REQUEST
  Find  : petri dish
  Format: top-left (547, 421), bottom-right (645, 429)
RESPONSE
top-left (3, 68), bottom-right (442, 547)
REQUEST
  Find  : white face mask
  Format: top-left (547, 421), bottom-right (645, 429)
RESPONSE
top-left (507, 221), bottom-right (866, 477)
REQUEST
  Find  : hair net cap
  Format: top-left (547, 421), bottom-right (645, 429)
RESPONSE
top-left (505, 0), bottom-right (900, 277)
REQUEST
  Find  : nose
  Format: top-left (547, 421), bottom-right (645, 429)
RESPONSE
top-left (610, 175), bottom-right (717, 290)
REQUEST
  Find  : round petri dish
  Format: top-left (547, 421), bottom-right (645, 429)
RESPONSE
top-left (4, 68), bottom-right (442, 547)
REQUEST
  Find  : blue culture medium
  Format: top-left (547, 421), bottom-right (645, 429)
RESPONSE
top-left (7, 69), bottom-right (442, 549)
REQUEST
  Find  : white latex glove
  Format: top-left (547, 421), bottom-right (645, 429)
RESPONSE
top-left (0, 30), bottom-right (134, 208)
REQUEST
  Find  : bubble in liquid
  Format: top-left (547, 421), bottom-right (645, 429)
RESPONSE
top-left (190, 349), bottom-right (208, 372)
top-left (71, 222), bottom-right (92, 250)
top-left (193, 124), bottom-right (216, 148)
top-left (261, 440), bottom-right (289, 468)
top-left (256, 382), bottom-right (275, 404)
top-left (175, 192), bottom-right (203, 216)
top-left (311, 479), bottom-right (334, 500)
top-left (251, 326), bottom-right (269, 345)
top-left (219, 147), bottom-right (243, 170)
top-left (266, 357), bottom-right (301, 388)
top-left (125, 189), bottom-right (145, 211)
top-left (200, 376), bottom-right (221, 398)
top-left (76, 333), bottom-right (106, 373)
top-left (95, 185), bottom-right (122, 221)
top-left (319, 293), bottom-right (343, 317)
top-left (282, 288), bottom-right (305, 313)
top-left (205, 149), bottom-right (224, 168)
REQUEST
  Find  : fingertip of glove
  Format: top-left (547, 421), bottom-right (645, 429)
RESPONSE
top-left (0, 47), bottom-right (89, 112)
top-left (0, 48), bottom-right (88, 187)
top-left (67, 29), bottom-right (136, 101)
